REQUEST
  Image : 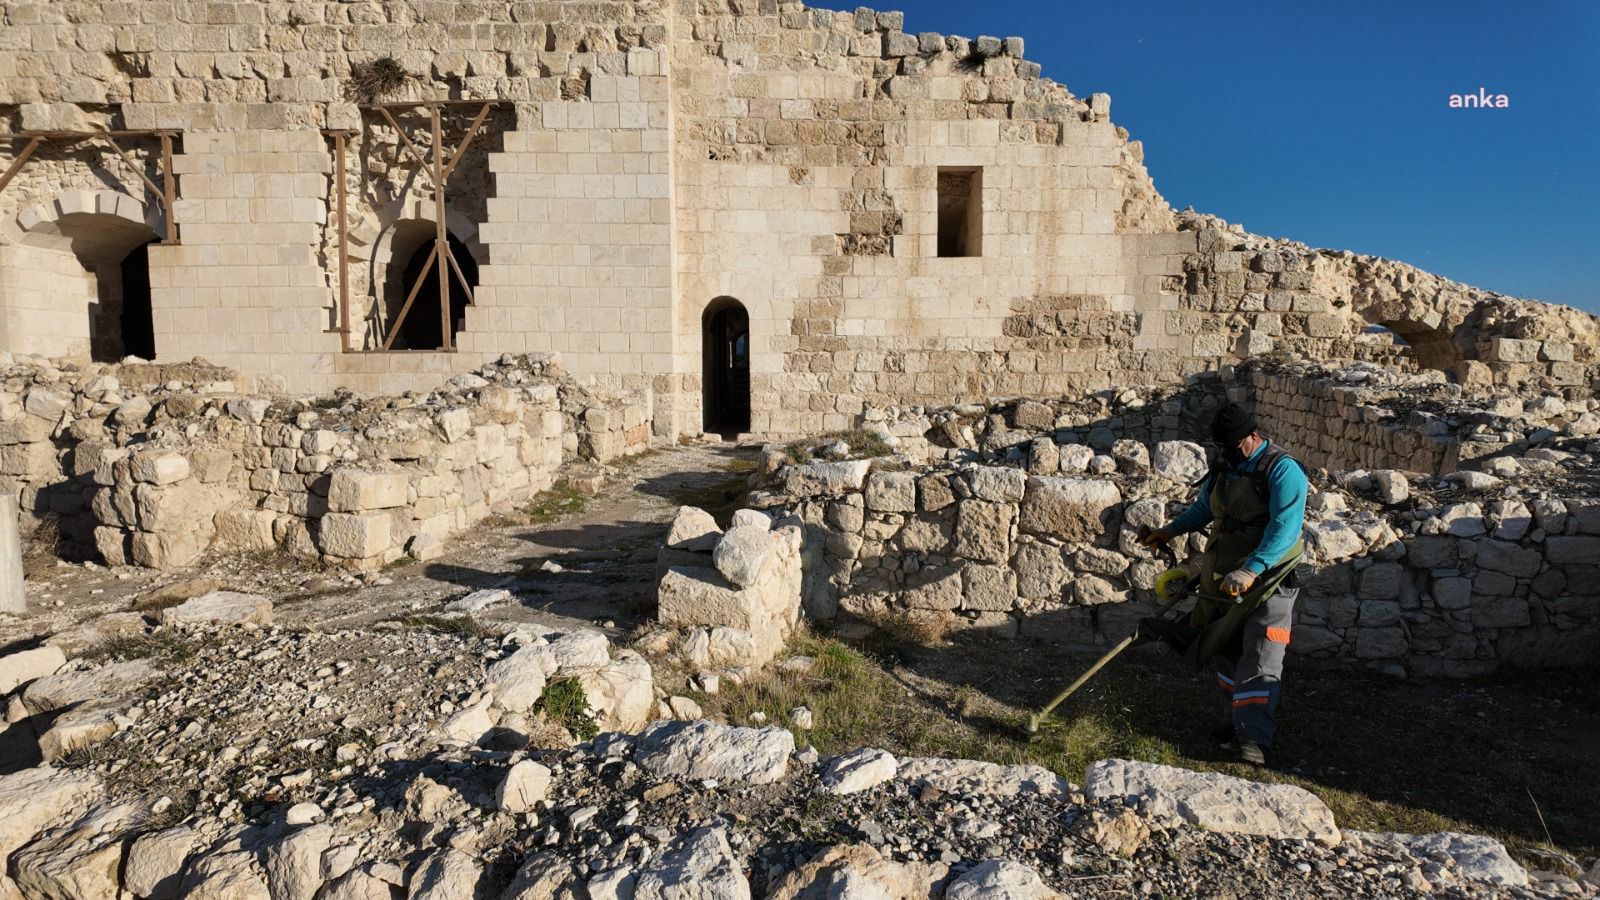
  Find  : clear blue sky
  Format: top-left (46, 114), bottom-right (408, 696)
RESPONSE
top-left (808, 0), bottom-right (1600, 312)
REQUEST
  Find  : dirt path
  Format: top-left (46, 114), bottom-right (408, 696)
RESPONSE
top-left (1, 443), bottom-right (752, 651)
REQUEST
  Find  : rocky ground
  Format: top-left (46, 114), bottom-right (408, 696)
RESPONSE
top-left (1, 447), bottom-right (1597, 898)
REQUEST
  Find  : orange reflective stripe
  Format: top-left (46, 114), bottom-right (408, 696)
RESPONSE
top-left (1216, 676), bottom-right (1234, 692)
top-left (1233, 696), bottom-right (1270, 707)
top-left (1266, 626), bottom-right (1291, 644)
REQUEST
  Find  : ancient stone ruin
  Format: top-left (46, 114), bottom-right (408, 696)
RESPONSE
top-left (0, 1), bottom-right (1597, 898)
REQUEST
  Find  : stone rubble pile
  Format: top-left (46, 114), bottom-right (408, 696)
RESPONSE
top-left (0, 351), bottom-right (653, 571)
top-left (652, 506), bottom-right (805, 676)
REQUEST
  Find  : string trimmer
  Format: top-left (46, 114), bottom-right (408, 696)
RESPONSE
top-left (1021, 566), bottom-right (1237, 736)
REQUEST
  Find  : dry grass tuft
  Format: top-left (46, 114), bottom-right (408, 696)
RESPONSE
top-left (348, 57), bottom-right (412, 103)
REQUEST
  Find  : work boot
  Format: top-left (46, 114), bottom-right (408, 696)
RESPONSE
top-left (1236, 740), bottom-right (1266, 766)
top-left (1210, 722), bottom-right (1237, 747)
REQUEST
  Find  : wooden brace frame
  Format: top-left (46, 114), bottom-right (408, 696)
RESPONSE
top-left (0, 129), bottom-right (182, 244)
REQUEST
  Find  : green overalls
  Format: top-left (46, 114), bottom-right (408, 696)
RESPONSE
top-left (1186, 449), bottom-right (1304, 747)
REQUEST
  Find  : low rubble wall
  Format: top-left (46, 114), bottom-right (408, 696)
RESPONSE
top-left (1, 352), bottom-right (653, 570)
top-left (757, 450), bottom-right (1600, 676)
top-left (864, 361), bottom-right (1599, 480)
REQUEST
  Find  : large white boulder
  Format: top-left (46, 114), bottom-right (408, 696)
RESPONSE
top-left (160, 590), bottom-right (273, 628)
top-left (944, 859), bottom-right (1062, 900)
top-left (0, 645), bottom-right (66, 694)
top-left (821, 748), bottom-right (899, 796)
top-left (896, 757), bottom-right (1068, 799)
top-left (713, 524), bottom-right (774, 588)
top-left (635, 720), bottom-right (794, 785)
top-left (634, 828), bottom-right (749, 900)
top-left (1083, 759), bottom-right (1340, 845)
top-left (1151, 441), bottom-right (1209, 484)
top-left (1345, 831), bottom-right (1527, 888)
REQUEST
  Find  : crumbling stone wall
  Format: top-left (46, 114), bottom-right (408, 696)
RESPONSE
top-left (1, 350), bottom-right (653, 570)
top-left (756, 453), bottom-right (1599, 675)
top-left (2, 0), bottom-right (1596, 437)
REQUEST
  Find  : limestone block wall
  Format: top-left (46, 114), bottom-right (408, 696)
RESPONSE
top-left (758, 458), bottom-right (1599, 674)
top-left (671, 3), bottom-right (1192, 436)
top-left (1250, 370), bottom-right (1463, 476)
top-left (1, 352), bottom-right (654, 570)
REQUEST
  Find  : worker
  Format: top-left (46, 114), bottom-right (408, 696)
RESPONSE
top-left (1137, 403), bottom-right (1308, 766)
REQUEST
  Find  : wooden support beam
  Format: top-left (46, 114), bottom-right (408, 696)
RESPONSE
top-left (433, 104), bottom-right (451, 351)
top-left (334, 131), bottom-right (351, 351)
top-left (0, 137), bottom-right (42, 197)
top-left (443, 103), bottom-right (492, 179)
top-left (159, 133), bottom-right (178, 244)
top-left (381, 243), bottom-right (438, 351)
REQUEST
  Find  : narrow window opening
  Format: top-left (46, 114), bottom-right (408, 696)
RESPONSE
top-left (937, 166), bottom-right (983, 258)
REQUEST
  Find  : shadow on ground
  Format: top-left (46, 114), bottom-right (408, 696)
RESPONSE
top-left (880, 616), bottom-right (1600, 858)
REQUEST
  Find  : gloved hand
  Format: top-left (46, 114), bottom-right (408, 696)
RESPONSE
top-left (1137, 527), bottom-right (1174, 548)
top-left (1221, 568), bottom-right (1257, 598)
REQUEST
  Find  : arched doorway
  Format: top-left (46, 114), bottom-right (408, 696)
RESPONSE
top-left (116, 240), bottom-right (157, 361)
top-left (703, 297), bottom-right (751, 437)
top-left (3, 198), bottom-right (161, 362)
top-left (383, 228), bottom-right (477, 350)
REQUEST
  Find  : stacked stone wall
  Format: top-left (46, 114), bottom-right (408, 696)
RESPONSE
top-left (758, 455), bottom-right (1599, 675)
top-left (1, 351), bottom-right (653, 570)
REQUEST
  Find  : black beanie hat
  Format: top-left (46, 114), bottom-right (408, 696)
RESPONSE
top-left (1210, 404), bottom-right (1257, 445)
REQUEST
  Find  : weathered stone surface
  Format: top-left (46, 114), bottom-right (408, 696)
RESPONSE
top-left (896, 757), bottom-right (1067, 798)
top-left (549, 629), bottom-right (612, 670)
top-left (11, 801), bottom-right (141, 900)
top-left (0, 645), bottom-right (66, 694)
top-left (22, 658), bottom-right (158, 715)
top-left (501, 852), bottom-right (584, 900)
top-left (327, 469), bottom-right (409, 512)
top-left (409, 847), bottom-right (483, 900)
top-left (1546, 536), bottom-right (1600, 565)
top-left (953, 499), bottom-right (1014, 563)
top-left (39, 700), bottom-right (120, 761)
top-left (864, 471), bottom-right (917, 512)
top-left (783, 460), bottom-right (871, 497)
top-left (440, 693), bottom-right (496, 744)
top-left (1011, 542), bottom-right (1069, 600)
top-left (821, 747), bottom-right (899, 795)
top-left (124, 826), bottom-right (199, 900)
top-left (1018, 478), bottom-right (1122, 543)
top-left (130, 450), bottom-right (190, 485)
top-left (968, 466), bottom-right (1027, 503)
top-left (574, 651), bottom-right (655, 731)
top-left (0, 767), bottom-right (100, 869)
top-left (714, 524), bottom-right (775, 587)
top-left (636, 720), bottom-right (794, 785)
top-left (318, 512), bottom-right (392, 559)
top-left (1084, 759), bottom-right (1340, 845)
top-left (1346, 831), bottom-right (1528, 887)
top-left (945, 859), bottom-right (1061, 900)
top-left (487, 644), bottom-right (557, 712)
top-left (634, 828), bottom-right (749, 900)
top-left (1151, 441), bottom-right (1207, 484)
top-left (264, 823), bottom-right (333, 900)
top-left (667, 506), bottom-right (722, 551)
top-left (160, 590), bottom-right (273, 628)
top-left (767, 843), bottom-right (945, 900)
top-left (961, 564), bottom-right (1016, 611)
top-left (498, 760), bottom-right (553, 813)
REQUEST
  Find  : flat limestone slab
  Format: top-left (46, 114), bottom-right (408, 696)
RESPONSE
top-left (1084, 758), bottom-right (1340, 846)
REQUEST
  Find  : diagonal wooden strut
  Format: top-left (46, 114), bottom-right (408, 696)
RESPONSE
top-left (361, 101), bottom-right (496, 351)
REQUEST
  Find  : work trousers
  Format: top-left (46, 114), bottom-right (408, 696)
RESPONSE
top-left (1214, 581), bottom-right (1299, 748)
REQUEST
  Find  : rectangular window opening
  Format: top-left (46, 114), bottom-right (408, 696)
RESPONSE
top-left (937, 166), bottom-right (983, 258)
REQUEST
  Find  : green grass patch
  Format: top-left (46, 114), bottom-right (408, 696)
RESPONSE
top-left (522, 480), bottom-right (588, 525)
top-left (698, 629), bottom-right (1600, 862)
top-left (536, 677), bottom-right (599, 740)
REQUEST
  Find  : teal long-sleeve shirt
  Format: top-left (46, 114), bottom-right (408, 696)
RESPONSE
top-left (1166, 439), bottom-right (1308, 574)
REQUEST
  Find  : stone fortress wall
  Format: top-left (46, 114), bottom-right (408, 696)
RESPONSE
top-left (2, 1), bottom-right (1595, 441)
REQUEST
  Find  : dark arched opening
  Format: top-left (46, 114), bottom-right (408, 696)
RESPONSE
top-left (1372, 319), bottom-right (1461, 374)
top-left (389, 232), bottom-right (477, 350)
top-left (703, 297), bottom-right (751, 437)
top-left (114, 240), bottom-right (157, 362)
